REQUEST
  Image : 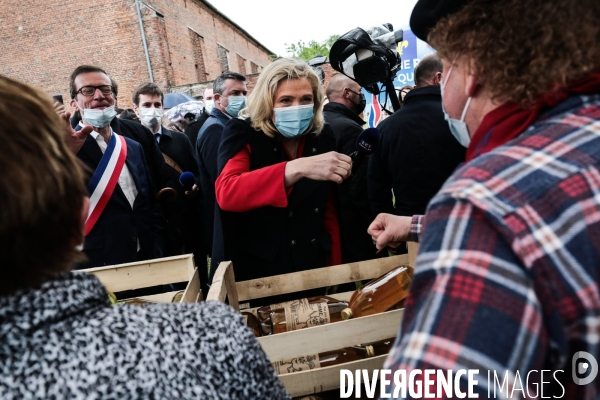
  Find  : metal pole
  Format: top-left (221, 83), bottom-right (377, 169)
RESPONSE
top-left (135, 0), bottom-right (154, 82)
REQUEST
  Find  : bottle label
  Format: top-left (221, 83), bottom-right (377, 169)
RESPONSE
top-left (271, 354), bottom-right (321, 375)
top-left (283, 300), bottom-right (331, 331)
top-left (270, 298), bottom-right (309, 311)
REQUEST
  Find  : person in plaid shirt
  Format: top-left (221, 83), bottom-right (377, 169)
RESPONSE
top-left (368, 0), bottom-right (600, 398)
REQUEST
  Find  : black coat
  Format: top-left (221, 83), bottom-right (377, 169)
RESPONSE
top-left (157, 128), bottom-right (203, 254)
top-left (323, 102), bottom-right (376, 263)
top-left (184, 109), bottom-right (210, 148)
top-left (367, 85), bottom-right (466, 217)
top-left (211, 118), bottom-right (336, 293)
top-left (196, 108), bottom-right (230, 256)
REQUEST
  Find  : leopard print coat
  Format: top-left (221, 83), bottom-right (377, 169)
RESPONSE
top-left (0, 272), bottom-right (290, 399)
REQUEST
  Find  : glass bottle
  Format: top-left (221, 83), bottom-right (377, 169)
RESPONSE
top-left (269, 296), bottom-right (348, 335)
top-left (341, 265), bottom-right (412, 320)
top-left (242, 311), bottom-right (262, 337)
top-left (272, 338), bottom-right (395, 375)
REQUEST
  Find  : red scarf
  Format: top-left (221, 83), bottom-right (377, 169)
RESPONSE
top-left (465, 72), bottom-right (600, 162)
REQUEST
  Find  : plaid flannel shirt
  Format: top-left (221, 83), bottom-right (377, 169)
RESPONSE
top-left (384, 94), bottom-right (600, 399)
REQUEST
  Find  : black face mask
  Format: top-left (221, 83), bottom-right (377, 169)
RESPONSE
top-left (348, 88), bottom-right (366, 114)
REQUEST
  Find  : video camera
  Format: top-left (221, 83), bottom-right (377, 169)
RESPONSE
top-left (329, 23), bottom-right (404, 112)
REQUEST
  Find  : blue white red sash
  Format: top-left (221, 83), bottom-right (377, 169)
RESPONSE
top-left (85, 132), bottom-right (128, 236)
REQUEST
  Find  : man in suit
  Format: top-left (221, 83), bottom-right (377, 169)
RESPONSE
top-left (368, 53), bottom-right (465, 219)
top-left (196, 72), bottom-right (247, 265)
top-left (67, 66), bottom-right (164, 268)
top-left (184, 86), bottom-right (214, 147)
top-left (68, 67), bottom-right (167, 190)
top-left (323, 74), bottom-right (376, 264)
top-left (132, 83), bottom-right (206, 289)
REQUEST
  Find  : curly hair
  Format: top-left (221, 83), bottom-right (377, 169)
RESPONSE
top-left (428, 0), bottom-right (600, 107)
top-left (240, 58), bottom-right (325, 138)
top-left (0, 76), bottom-right (87, 296)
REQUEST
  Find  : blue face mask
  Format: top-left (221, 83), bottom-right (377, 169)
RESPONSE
top-left (223, 95), bottom-right (246, 117)
top-left (274, 104), bottom-right (314, 138)
top-left (440, 65), bottom-right (472, 147)
top-left (80, 104), bottom-right (117, 128)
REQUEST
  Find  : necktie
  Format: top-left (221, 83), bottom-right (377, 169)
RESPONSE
top-left (154, 133), bottom-right (160, 143)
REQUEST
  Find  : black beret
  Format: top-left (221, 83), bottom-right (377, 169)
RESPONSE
top-left (410, 0), bottom-right (474, 42)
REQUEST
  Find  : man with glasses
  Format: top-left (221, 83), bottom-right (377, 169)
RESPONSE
top-left (66, 65), bottom-right (164, 268)
top-left (323, 73), bottom-right (375, 265)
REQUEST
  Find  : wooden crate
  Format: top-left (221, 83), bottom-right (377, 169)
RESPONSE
top-left (81, 254), bottom-right (203, 303)
top-left (206, 242), bottom-right (418, 397)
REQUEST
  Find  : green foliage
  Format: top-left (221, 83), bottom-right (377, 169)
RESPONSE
top-left (285, 34), bottom-right (340, 61)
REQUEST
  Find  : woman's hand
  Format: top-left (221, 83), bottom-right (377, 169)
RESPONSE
top-left (284, 151), bottom-right (352, 186)
top-left (367, 214), bottom-right (412, 251)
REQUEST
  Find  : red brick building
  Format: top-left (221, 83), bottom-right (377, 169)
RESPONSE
top-left (0, 0), bottom-right (273, 108)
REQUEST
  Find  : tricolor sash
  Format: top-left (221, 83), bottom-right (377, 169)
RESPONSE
top-left (85, 132), bottom-right (128, 236)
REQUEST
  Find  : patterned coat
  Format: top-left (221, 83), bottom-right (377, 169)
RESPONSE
top-left (0, 272), bottom-right (289, 399)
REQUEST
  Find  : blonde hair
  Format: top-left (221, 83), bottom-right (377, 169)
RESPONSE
top-left (240, 58), bottom-right (325, 138)
top-left (428, 0), bottom-right (600, 107)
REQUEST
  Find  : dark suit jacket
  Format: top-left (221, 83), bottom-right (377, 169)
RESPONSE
top-left (323, 102), bottom-right (375, 263)
top-left (157, 128), bottom-right (203, 266)
top-left (75, 134), bottom-right (164, 268)
top-left (367, 85), bottom-right (466, 217)
top-left (184, 109), bottom-right (210, 149)
top-left (196, 108), bottom-right (231, 255)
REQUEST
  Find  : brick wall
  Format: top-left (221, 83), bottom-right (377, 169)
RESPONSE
top-left (0, 0), bottom-right (271, 111)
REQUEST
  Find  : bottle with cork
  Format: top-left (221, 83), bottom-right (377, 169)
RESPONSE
top-left (341, 265), bottom-right (413, 320)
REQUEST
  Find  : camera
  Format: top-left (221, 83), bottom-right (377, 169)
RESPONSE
top-left (330, 24), bottom-right (404, 111)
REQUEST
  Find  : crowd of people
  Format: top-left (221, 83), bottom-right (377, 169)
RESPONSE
top-left (1, 0), bottom-right (599, 397)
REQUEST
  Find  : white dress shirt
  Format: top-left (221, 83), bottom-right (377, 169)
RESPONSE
top-left (90, 129), bottom-right (138, 208)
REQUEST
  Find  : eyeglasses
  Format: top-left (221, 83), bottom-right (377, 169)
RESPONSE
top-left (346, 88), bottom-right (361, 96)
top-left (76, 85), bottom-right (114, 97)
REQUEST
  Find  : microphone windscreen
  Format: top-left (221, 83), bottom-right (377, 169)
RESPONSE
top-left (355, 127), bottom-right (380, 156)
top-left (179, 171), bottom-right (196, 191)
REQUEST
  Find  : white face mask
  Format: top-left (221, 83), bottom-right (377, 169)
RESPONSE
top-left (138, 107), bottom-right (163, 128)
top-left (79, 104), bottom-right (117, 128)
top-left (204, 100), bottom-right (214, 114)
top-left (440, 65), bottom-right (472, 147)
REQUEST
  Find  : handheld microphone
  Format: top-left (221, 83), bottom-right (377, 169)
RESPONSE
top-left (350, 127), bottom-right (380, 161)
top-left (179, 171), bottom-right (196, 191)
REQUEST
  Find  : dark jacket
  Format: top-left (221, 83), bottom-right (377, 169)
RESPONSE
top-left (76, 135), bottom-right (164, 268)
top-left (212, 118), bottom-right (336, 286)
top-left (367, 85), bottom-right (466, 217)
top-left (196, 108), bottom-right (231, 256)
top-left (184, 109), bottom-right (210, 147)
top-left (157, 128), bottom-right (203, 268)
top-left (72, 113), bottom-right (167, 191)
top-left (0, 272), bottom-right (289, 399)
top-left (323, 102), bottom-right (375, 263)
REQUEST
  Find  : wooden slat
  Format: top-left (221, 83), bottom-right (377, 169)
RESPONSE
top-left (407, 241), bottom-right (419, 269)
top-left (224, 261), bottom-right (239, 310)
top-left (235, 254), bottom-right (410, 301)
top-left (258, 308), bottom-right (403, 361)
top-left (180, 267), bottom-right (201, 303)
top-left (279, 355), bottom-right (387, 398)
top-left (206, 261), bottom-right (232, 303)
top-left (134, 291), bottom-right (179, 303)
top-left (80, 254), bottom-right (195, 293)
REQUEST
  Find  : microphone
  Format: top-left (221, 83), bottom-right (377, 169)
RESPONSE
top-left (350, 127), bottom-right (380, 161)
top-left (179, 171), bottom-right (196, 191)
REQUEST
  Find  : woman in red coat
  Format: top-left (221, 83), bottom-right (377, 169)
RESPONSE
top-left (213, 58), bottom-right (352, 304)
